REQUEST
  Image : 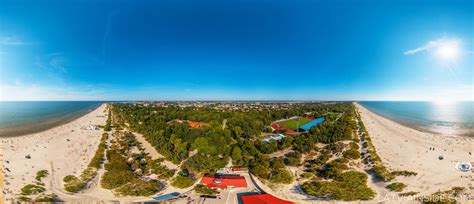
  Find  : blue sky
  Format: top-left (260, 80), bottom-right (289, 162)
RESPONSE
top-left (0, 0), bottom-right (472, 101)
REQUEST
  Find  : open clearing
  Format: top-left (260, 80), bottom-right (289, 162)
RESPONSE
top-left (277, 118), bottom-right (311, 130)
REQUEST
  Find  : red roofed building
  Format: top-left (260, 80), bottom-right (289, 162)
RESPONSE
top-left (199, 174), bottom-right (247, 189)
top-left (241, 194), bottom-right (293, 204)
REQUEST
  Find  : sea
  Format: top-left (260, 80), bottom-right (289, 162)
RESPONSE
top-left (0, 101), bottom-right (102, 137)
top-left (359, 101), bottom-right (474, 137)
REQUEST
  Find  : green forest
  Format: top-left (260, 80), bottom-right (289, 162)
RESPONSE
top-left (111, 102), bottom-right (360, 189)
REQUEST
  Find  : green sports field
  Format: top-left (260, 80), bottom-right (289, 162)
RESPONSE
top-left (278, 118), bottom-right (312, 130)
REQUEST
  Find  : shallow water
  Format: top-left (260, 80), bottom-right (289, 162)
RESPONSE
top-left (0, 101), bottom-right (101, 136)
top-left (359, 101), bottom-right (474, 136)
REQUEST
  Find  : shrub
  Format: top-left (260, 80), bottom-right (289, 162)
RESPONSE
top-left (104, 110), bottom-right (112, 131)
top-left (319, 158), bottom-right (349, 179)
top-left (372, 165), bottom-right (395, 182)
top-left (115, 178), bottom-right (162, 196)
top-left (387, 182), bottom-right (407, 192)
top-left (88, 133), bottom-right (108, 168)
top-left (149, 159), bottom-right (176, 179)
top-left (63, 167), bottom-right (97, 193)
top-left (343, 149), bottom-right (360, 160)
top-left (194, 184), bottom-right (219, 196)
top-left (301, 170), bottom-right (375, 201)
top-left (63, 175), bottom-right (86, 193)
top-left (35, 170), bottom-right (48, 182)
top-left (251, 164), bottom-right (270, 180)
top-left (392, 170), bottom-right (417, 177)
top-left (63, 175), bottom-right (77, 183)
top-left (284, 151), bottom-right (302, 166)
top-left (399, 191), bottom-right (418, 196)
top-left (20, 184), bottom-right (45, 195)
top-left (270, 169), bottom-right (294, 184)
top-left (16, 196), bottom-right (31, 202)
top-left (171, 174), bottom-right (195, 189)
top-left (416, 187), bottom-right (464, 204)
top-left (101, 149), bottom-right (135, 189)
top-left (34, 194), bottom-right (57, 202)
top-left (300, 172), bottom-right (314, 179)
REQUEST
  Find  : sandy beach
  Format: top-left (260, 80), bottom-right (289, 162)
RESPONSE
top-left (355, 103), bottom-right (473, 197)
top-left (1, 141), bottom-right (4, 204)
top-left (1, 104), bottom-right (107, 202)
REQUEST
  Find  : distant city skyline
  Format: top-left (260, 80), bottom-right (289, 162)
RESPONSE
top-left (1, 0), bottom-right (472, 101)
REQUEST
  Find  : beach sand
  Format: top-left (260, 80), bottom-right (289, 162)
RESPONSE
top-left (1, 104), bottom-right (107, 202)
top-left (356, 103), bottom-right (473, 196)
top-left (1, 141), bottom-right (4, 204)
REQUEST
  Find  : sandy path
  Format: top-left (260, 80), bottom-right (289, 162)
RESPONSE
top-left (131, 131), bottom-right (179, 170)
top-left (1, 104), bottom-right (107, 201)
top-left (355, 103), bottom-right (473, 195)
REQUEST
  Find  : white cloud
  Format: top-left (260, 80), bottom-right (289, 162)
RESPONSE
top-left (404, 37), bottom-right (461, 55)
top-left (0, 83), bottom-right (121, 101)
top-left (35, 53), bottom-right (68, 73)
top-left (0, 36), bottom-right (26, 45)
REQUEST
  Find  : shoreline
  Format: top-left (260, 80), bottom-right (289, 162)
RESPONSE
top-left (357, 102), bottom-right (474, 138)
top-left (2, 104), bottom-right (108, 202)
top-left (355, 102), bottom-right (473, 195)
top-left (0, 103), bottom-right (101, 137)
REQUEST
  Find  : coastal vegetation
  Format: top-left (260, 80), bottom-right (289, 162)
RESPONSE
top-left (89, 133), bottom-right (108, 168)
top-left (149, 159), bottom-right (176, 179)
top-left (35, 170), bottom-right (48, 182)
top-left (300, 141), bottom-right (375, 200)
top-left (34, 194), bottom-right (57, 202)
top-left (171, 173), bottom-right (196, 188)
top-left (20, 184), bottom-right (45, 195)
top-left (100, 130), bottom-right (162, 196)
top-left (104, 109), bottom-right (112, 131)
top-left (399, 191), bottom-right (419, 196)
top-left (417, 187), bottom-right (465, 204)
top-left (63, 167), bottom-right (97, 192)
top-left (194, 184), bottom-right (219, 196)
top-left (391, 170), bottom-right (418, 177)
top-left (386, 182), bottom-right (407, 192)
top-left (63, 113), bottom-right (110, 193)
top-left (17, 170), bottom-right (50, 201)
top-left (355, 110), bottom-right (417, 182)
top-left (110, 102), bottom-right (374, 200)
top-left (301, 170), bottom-right (375, 200)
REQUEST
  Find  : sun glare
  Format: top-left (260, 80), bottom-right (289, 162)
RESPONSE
top-left (435, 39), bottom-right (461, 61)
top-left (432, 98), bottom-right (457, 105)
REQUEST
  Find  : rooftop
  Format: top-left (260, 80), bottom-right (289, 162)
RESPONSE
top-left (240, 194), bottom-right (293, 204)
top-left (200, 174), bottom-right (247, 189)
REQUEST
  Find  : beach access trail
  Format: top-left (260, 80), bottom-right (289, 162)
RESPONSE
top-left (355, 103), bottom-right (473, 195)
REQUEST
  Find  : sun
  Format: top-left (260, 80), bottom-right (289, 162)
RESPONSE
top-left (434, 39), bottom-right (461, 61)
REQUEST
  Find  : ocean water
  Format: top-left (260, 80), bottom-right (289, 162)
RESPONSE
top-left (359, 101), bottom-right (474, 136)
top-left (0, 101), bottom-right (102, 136)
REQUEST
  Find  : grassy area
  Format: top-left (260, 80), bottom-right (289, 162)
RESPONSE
top-left (278, 118), bottom-right (312, 130)
top-left (171, 174), bottom-right (195, 189)
top-left (386, 182), bottom-right (407, 192)
top-left (194, 184), bottom-right (219, 196)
